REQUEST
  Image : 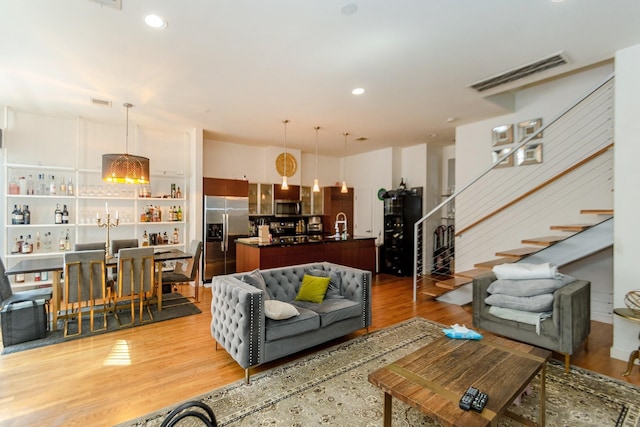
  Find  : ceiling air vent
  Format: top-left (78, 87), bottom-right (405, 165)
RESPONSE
top-left (469, 52), bottom-right (569, 92)
top-left (90, 98), bottom-right (112, 107)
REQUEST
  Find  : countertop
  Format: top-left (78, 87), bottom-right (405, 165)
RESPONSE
top-left (236, 236), bottom-right (375, 248)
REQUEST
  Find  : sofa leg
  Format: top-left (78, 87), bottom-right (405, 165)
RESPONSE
top-left (584, 336), bottom-right (590, 352)
top-left (564, 354), bottom-right (570, 373)
top-left (245, 368), bottom-right (251, 385)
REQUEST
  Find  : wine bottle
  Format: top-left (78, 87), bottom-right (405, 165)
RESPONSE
top-left (62, 204), bottom-right (69, 224)
top-left (54, 204), bottom-right (62, 224)
top-left (49, 175), bottom-right (57, 195)
top-left (23, 205), bottom-right (30, 225)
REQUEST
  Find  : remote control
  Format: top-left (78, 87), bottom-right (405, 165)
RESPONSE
top-left (471, 391), bottom-right (488, 412)
top-left (459, 386), bottom-right (479, 411)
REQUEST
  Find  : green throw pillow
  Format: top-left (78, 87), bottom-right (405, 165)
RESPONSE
top-left (295, 274), bottom-right (331, 304)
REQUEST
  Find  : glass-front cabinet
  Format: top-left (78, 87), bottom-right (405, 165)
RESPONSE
top-left (301, 186), bottom-right (311, 215)
top-left (259, 183), bottom-right (273, 215)
top-left (248, 183), bottom-right (258, 215)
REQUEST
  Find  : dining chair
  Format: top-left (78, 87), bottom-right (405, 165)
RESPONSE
top-left (114, 247), bottom-right (154, 326)
top-left (161, 240), bottom-right (203, 301)
top-left (75, 242), bottom-right (106, 252)
top-left (0, 257), bottom-right (53, 329)
top-left (62, 250), bottom-right (107, 337)
top-left (110, 238), bottom-right (139, 281)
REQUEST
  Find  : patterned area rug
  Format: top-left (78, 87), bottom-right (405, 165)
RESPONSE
top-left (120, 317), bottom-right (640, 427)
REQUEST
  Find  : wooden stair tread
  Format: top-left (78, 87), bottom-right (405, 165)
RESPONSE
top-left (474, 258), bottom-right (514, 269)
top-left (521, 235), bottom-right (568, 246)
top-left (421, 285), bottom-right (451, 298)
top-left (580, 209), bottom-right (613, 215)
top-left (550, 223), bottom-right (593, 232)
top-left (495, 247), bottom-right (540, 258)
top-left (454, 268), bottom-right (489, 279)
top-left (436, 277), bottom-right (472, 289)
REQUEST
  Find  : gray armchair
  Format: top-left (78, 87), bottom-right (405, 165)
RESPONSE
top-left (472, 272), bottom-right (591, 373)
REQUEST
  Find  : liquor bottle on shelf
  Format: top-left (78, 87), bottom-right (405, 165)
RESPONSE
top-left (67, 178), bottom-right (74, 196)
top-left (177, 206), bottom-right (183, 221)
top-left (23, 205), bottom-right (30, 225)
top-left (11, 205), bottom-right (17, 224)
top-left (142, 230), bottom-right (149, 247)
top-left (14, 205), bottom-right (24, 225)
top-left (43, 232), bottom-right (52, 251)
top-left (58, 231), bottom-right (66, 251)
top-left (173, 228), bottom-right (179, 244)
top-left (35, 232), bottom-right (41, 252)
top-left (54, 204), bottom-right (63, 224)
top-left (8, 177), bottom-right (19, 194)
top-left (11, 237), bottom-right (20, 254)
top-left (38, 174), bottom-right (47, 195)
top-left (176, 187), bottom-right (182, 198)
top-left (65, 229), bottom-right (71, 251)
top-left (59, 177), bottom-right (66, 195)
top-left (49, 175), bottom-right (57, 195)
top-left (62, 205), bottom-right (69, 224)
top-left (21, 235), bottom-right (32, 254)
top-left (163, 231), bottom-right (168, 244)
top-left (18, 176), bottom-right (26, 195)
top-left (15, 272), bottom-right (25, 283)
top-left (26, 175), bottom-right (34, 195)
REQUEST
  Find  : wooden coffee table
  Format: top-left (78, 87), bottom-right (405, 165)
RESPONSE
top-left (368, 335), bottom-right (551, 427)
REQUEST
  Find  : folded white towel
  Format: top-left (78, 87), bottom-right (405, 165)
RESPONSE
top-left (493, 262), bottom-right (561, 280)
top-left (488, 306), bottom-right (552, 334)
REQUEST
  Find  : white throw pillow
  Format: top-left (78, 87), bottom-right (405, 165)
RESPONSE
top-left (264, 300), bottom-right (300, 320)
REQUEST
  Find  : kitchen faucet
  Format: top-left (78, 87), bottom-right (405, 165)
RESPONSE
top-left (335, 212), bottom-right (348, 239)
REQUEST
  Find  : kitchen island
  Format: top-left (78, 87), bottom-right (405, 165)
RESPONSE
top-left (235, 236), bottom-right (376, 273)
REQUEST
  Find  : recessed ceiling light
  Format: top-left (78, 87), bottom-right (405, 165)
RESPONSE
top-left (352, 88), bottom-right (365, 95)
top-left (145, 14), bottom-right (167, 29)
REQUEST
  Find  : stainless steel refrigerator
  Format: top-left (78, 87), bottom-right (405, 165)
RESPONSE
top-left (204, 196), bottom-right (249, 282)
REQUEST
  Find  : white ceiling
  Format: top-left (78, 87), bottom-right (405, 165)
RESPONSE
top-left (1, 0), bottom-right (639, 157)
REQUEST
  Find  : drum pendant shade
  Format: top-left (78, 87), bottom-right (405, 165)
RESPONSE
top-left (102, 103), bottom-right (150, 184)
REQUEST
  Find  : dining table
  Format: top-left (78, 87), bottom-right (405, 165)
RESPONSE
top-left (4, 248), bottom-right (193, 331)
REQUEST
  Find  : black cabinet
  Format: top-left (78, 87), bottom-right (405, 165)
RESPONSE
top-left (381, 189), bottom-right (422, 276)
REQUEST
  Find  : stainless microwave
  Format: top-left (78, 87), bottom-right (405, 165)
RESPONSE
top-left (275, 199), bottom-right (301, 217)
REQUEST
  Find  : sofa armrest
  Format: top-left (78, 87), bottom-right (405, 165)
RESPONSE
top-left (211, 276), bottom-right (265, 369)
top-left (553, 279), bottom-right (591, 353)
top-left (472, 272), bottom-right (496, 327)
top-left (328, 263), bottom-right (372, 328)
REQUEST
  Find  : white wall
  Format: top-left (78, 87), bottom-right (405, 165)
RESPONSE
top-left (203, 139), bottom-right (339, 187)
top-left (612, 44), bottom-right (640, 361)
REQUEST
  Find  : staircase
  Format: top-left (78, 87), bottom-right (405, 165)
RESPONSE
top-left (411, 73), bottom-right (616, 303)
top-left (420, 209), bottom-right (613, 301)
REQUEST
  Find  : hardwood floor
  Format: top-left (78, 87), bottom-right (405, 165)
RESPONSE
top-left (0, 275), bottom-right (637, 427)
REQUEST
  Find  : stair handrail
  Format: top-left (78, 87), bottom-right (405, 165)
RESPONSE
top-left (412, 72), bottom-right (615, 301)
top-left (455, 142), bottom-right (614, 237)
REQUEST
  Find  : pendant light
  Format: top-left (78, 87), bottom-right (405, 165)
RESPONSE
top-left (341, 132), bottom-right (349, 193)
top-left (281, 119), bottom-right (289, 190)
top-left (102, 103), bottom-right (150, 184)
top-left (313, 126), bottom-right (320, 192)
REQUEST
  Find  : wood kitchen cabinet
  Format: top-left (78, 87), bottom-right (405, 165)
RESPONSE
top-left (203, 177), bottom-right (248, 197)
top-left (273, 184), bottom-right (300, 200)
top-left (323, 186), bottom-right (353, 236)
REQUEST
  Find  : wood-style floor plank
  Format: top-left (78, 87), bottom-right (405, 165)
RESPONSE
top-left (0, 276), bottom-right (637, 427)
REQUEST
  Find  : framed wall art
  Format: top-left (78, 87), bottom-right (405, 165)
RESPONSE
top-left (492, 147), bottom-right (514, 168)
top-left (516, 143), bottom-right (543, 166)
top-left (492, 124), bottom-right (514, 146)
top-left (518, 118), bottom-right (543, 141)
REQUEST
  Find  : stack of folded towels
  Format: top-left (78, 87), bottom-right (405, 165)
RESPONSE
top-left (485, 262), bottom-right (575, 334)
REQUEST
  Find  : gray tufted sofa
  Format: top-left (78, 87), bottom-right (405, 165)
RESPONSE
top-left (211, 262), bottom-right (372, 383)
